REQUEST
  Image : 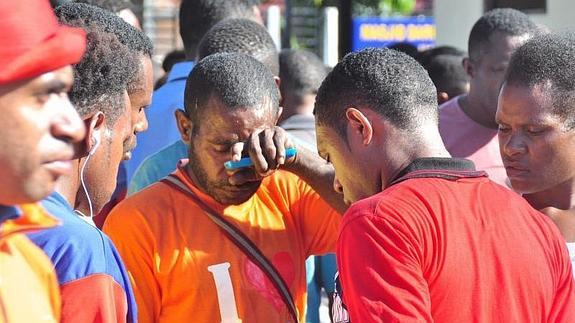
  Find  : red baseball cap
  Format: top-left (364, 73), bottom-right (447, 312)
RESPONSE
top-left (0, 0), bottom-right (87, 84)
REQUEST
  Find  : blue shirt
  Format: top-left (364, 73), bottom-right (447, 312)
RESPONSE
top-left (28, 192), bottom-right (137, 322)
top-left (128, 139), bottom-right (188, 194)
top-left (124, 61), bottom-right (194, 183)
top-left (0, 205), bottom-right (20, 224)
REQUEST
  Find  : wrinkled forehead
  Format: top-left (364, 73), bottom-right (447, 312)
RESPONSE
top-left (497, 82), bottom-right (556, 122)
top-left (197, 97), bottom-right (277, 139)
top-left (0, 65), bottom-right (74, 98)
top-left (129, 55), bottom-right (153, 93)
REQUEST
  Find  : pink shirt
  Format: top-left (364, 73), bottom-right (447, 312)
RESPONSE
top-left (439, 96), bottom-right (509, 187)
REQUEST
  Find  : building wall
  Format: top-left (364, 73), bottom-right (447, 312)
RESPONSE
top-left (435, 0), bottom-right (575, 52)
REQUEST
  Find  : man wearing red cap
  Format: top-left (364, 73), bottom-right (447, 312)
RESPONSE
top-left (0, 0), bottom-right (86, 321)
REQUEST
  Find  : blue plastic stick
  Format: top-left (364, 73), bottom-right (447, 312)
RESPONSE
top-left (224, 147), bottom-right (297, 170)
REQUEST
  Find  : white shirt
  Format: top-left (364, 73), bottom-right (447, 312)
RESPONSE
top-left (566, 242), bottom-right (575, 279)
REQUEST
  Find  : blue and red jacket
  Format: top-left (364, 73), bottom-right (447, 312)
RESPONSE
top-left (28, 192), bottom-right (137, 323)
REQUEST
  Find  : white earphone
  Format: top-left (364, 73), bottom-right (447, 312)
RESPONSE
top-left (89, 130), bottom-right (101, 156)
top-left (77, 129), bottom-right (101, 223)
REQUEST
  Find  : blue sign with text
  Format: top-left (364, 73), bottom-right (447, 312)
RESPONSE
top-left (352, 16), bottom-right (436, 51)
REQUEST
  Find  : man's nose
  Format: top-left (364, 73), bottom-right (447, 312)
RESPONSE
top-left (51, 96), bottom-right (85, 144)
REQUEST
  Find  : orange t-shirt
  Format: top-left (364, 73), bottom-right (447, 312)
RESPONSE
top-left (104, 166), bottom-right (341, 323)
top-left (0, 204), bottom-right (61, 323)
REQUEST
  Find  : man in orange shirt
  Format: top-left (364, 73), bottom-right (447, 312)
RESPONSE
top-left (0, 0), bottom-right (86, 321)
top-left (104, 53), bottom-right (345, 322)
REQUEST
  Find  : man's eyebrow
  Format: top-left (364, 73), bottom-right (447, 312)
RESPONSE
top-left (209, 138), bottom-right (236, 145)
top-left (41, 79), bottom-right (70, 92)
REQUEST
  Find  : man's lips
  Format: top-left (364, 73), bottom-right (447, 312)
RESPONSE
top-left (122, 137), bottom-right (137, 160)
top-left (122, 150), bottom-right (132, 161)
top-left (43, 158), bottom-right (73, 177)
top-left (225, 181), bottom-right (261, 192)
top-left (504, 162), bottom-right (529, 177)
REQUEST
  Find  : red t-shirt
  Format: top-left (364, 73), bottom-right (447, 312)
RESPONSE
top-left (337, 159), bottom-right (575, 322)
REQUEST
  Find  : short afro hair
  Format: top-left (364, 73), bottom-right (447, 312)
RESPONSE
top-left (198, 18), bottom-right (279, 76)
top-left (505, 31), bottom-right (575, 129)
top-left (279, 49), bottom-right (327, 100)
top-left (388, 42), bottom-right (419, 58)
top-left (56, 3), bottom-right (152, 93)
top-left (73, 0), bottom-right (132, 12)
top-left (179, 0), bottom-right (259, 59)
top-left (60, 23), bottom-right (134, 124)
top-left (468, 8), bottom-right (538, 60)
top-left (184, 52), bottom-right (280, 132)
top-left (426, 54), bottom-right (468, 100)
top-left (315, 48), bottom-right (438, 138)
top-left (417, 45), bottom-right (466, 68)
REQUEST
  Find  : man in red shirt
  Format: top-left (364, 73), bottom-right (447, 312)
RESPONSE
top-left (314, 47), bottom-right (575, 322)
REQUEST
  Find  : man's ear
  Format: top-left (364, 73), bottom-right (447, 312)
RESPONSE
top-left (437, 92), bottom-right (450, 104)
top-left (77, 112), bottom-right (105, 158)
top-left (463, 57), bottom-right (474, 78)
top-left (175, 109), bottom-right (193, 144)
top-left (274, 106), bottom-right (283, 126)
top-left (251, 4), bottom-right (264, 25)
top-left (345, 107), bottom-right (373, 146)
top-left (275, 76), bottom-right (284, 107)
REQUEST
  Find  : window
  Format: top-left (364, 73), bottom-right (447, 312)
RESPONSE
top-left (485, 0), bottom-right (546, 13)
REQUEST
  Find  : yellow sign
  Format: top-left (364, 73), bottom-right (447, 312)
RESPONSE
top-left (360, 23), bottom-right (436, 43)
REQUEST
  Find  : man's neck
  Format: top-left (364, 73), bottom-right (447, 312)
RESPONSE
top-left (523, 181), bottom-right (575, 211)
top-left (458, 94), bottom-right (498, 129)
top-left (279, 95), bottom-right (315, 125)
top-left (381, 128), bottom-right (451, 189)
top-left (54, 160), bottom-right (82, 209)
top-left (524, 182), bottom-right (575, 242)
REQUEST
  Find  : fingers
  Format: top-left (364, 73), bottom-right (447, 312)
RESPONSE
top-left (244, 127), bottom-right (292, 176)
top-left (230, 142), bottom-right (245, 162)
top-left (248, 129), bottom-right (269, 174)
top-left (274, 130), bottom-right (286, 165)
top-left (262, 129), bottom-right (278, 170)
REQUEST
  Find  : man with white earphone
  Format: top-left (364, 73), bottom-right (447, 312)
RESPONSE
top-left (27, 4), bottom-right (154, 322)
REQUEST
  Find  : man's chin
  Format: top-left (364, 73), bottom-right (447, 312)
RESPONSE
top-left (212, 182), bottom-right (261, 205)
top-left (122, 151), bottom-right (132, 161)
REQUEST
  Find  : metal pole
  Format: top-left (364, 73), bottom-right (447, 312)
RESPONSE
top-left (339, 0), bottom-right (352, 58)
top-left (266, 5), bottom-right (282, 51)
top-left (322, 7), bottom-right (339, 67)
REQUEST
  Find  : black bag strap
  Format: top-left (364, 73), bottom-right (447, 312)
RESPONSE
top-left (161, 174), bottom-right (299, 323)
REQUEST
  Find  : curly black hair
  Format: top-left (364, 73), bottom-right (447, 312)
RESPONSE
top-left (426, 54), bottom-right (468, 100)
top-left (468, 8), bottom-right (538, 60)
top-left (505, 31), bottom-right (575, 129)
top-left (279, 49), bottom-right (327, 100)
top-left (179, 0), bottom-right (259, 59)
top-left (55, 9), bottom-right (136, 124)
top-left (56, 3), bottom-right (152, 93)
top-left (73, 0), bottom-right (132, 12)
top-left (198, 18), bottom-right (278, 76)
top-left (315, 48), bottom-right (438, 139)
top-left (184, 52), bottom-right (280, 132)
